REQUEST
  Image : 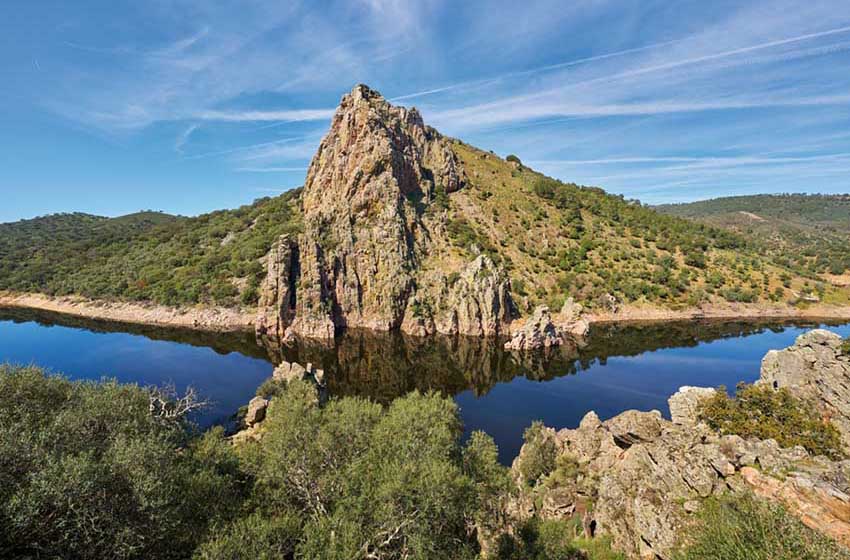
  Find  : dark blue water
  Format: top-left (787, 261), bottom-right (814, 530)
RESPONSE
top-left (2, 307), bottom-right (848, 463)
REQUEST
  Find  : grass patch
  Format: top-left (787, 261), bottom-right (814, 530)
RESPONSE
top-left (676, 493), bottom-right (849, 560)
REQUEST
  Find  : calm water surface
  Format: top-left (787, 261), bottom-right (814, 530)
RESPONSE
top-left (2, 306), bottom-right (848, 463)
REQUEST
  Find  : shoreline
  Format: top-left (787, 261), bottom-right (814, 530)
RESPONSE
top-left (585, 302), bottom-right (850, 326)
top-left (2, 291), bottom-right (850, 337)
top-left (0, 292), bottom-right (254, 333)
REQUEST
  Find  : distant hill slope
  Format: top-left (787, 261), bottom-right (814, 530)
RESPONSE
top-left (1, 87), bottom-right (848, 331)
top-left (0, 194), bottom-right (302, 307)
top-left (656, 194), bottom-right (850, 278)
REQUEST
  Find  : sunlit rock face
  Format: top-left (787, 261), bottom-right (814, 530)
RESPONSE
top-left (257, 84), bottom-right (516, 341)
top-left (759, 329), bottom-right (850, 448)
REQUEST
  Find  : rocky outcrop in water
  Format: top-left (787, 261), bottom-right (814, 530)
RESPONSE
top-left (255, 85), bottom-right (519, 341)
top-left (255, 235), bottom-right (299, 340)
top-left (759, 329), bottom-right (850, 449)
top-left (505, 305), bottom-right (563, 351)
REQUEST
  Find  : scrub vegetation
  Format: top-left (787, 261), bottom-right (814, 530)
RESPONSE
top-left (697, 382), bottom-right (844, 460)
top-left (0, 190), bottom-right (302, 308)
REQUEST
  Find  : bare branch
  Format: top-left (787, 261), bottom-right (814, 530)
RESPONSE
top-left (147, 383), bottom-right (209, 424)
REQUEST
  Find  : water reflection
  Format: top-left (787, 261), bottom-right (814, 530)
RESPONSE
top-left (270, 318), bottom-right (845, 403)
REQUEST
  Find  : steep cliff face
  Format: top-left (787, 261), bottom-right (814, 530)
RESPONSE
top-left (256, 85), bottom-right (515, 340)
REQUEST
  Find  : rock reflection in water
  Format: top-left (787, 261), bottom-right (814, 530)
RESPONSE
top-left (264, 318), bottom-right (846, 403)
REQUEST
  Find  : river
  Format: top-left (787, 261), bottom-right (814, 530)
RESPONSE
top-left (2, 306), bottom-right (848, 463)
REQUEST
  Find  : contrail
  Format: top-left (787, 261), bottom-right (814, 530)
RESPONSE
top-left (389, 39), bottom-right (683, 102)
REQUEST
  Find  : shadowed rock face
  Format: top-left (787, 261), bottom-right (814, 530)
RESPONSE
top-left (257, 85), bottom-right (515, 341)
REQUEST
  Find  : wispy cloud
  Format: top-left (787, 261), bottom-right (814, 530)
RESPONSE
top-left (174, 124), bottom-right (199, 154)
top-left (196, 108), bottom-right (334, 122)
top-left (235, 166), bottom-right (310, 172)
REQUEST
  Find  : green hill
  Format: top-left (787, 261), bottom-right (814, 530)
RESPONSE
top-left (656, 194), bottom-right (850, 278)
top-left (0, 194), bottom-right (302, 307)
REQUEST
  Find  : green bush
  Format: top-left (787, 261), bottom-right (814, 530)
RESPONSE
top-left (218, 380), bottom-right (510, 559)
top-left (841, 337), bottom-right (850, 355)
top-left (676, 493), bottom-right (849, 560)
top-left (698, 383), bottom-right (844, 459)
top-left (194, 512), bottom-right (302, 560)
top-left (518, 421), bottom-right (558, 487)
top-left (494, 518), bottom-right (623, 560)
top-left (0, 366), bottom-right (242, 560)
top-left (506, 154), bottom-right (522, 165)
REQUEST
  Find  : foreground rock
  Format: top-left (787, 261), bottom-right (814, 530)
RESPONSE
top-left (513, 389), bottom-right (850, 558)
top-left (272, 360), bottom-right (325, 385)
top-left (759, 329), bottom-right (850, 449)
top-left (245, 396), bottom-right (268, 426)
top-left (668, 386), bottom-right (717, 426)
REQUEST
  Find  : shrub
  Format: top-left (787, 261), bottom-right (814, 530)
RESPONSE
top-left (698, 383), bottom-right (844, 459)
top-left (232, 380), bottom-right (508, 559)
top-left (194, 512), bottom-right (302, 560)
top-left (0, 366), bottom-right (242, 560)
top-left (506, 154), bottom-right (522, 165)
top-left (494, 517), bottom-right (624, 560)
top-left (841, 337), bottom-right (850, 355)
top-left (676, 493), bottom-right (848, 560)
top-left (518, 421), bottom-right (558, 486)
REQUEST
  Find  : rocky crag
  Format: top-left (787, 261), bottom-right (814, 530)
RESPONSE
top-left (256, 85), bottom-right (517, 341)
top-left (512, 330), bottom-right (850, 559)
top-left (760, 329), bottom-right (850, 449)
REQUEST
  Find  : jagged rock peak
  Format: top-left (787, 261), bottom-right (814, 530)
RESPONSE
top-left (257, 84), bottom-right (507, 341)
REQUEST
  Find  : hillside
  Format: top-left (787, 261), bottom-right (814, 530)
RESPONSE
top-left (656, 194), bottom-right (850, 280)
top-left (1, 86), bottom-right (849, 337)
top-left (0, 195), bottom-right (302, 307)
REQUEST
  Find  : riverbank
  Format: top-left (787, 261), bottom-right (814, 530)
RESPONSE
top-left (586, 301), bottom-right (850, 326)
top-left (0, 292), bottom-right (254, 333)
top-left (3, 291), bottom-right (850, 338)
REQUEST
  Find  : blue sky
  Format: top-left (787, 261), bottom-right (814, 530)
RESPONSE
top-left (3, 0), bottom-right (850, 222)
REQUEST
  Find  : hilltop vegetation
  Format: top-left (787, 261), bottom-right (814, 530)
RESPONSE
top-left (657, 194), bottom-right (850, 279)
top-left (0, 191), bottom-right (302, 308)
top-left (437, 146), bottom-right (849, 311)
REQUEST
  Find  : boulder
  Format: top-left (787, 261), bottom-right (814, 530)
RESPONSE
top-left (759, 329), bottom-right (850, 449)
top-left (668, 386), bottom-right (717, 426)
top-left (504, 306), bottom-right (562, 351)
top-left (272, 361), bottom-right (309, 383)
top-left (245, 396), bottom-right (269, 426)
